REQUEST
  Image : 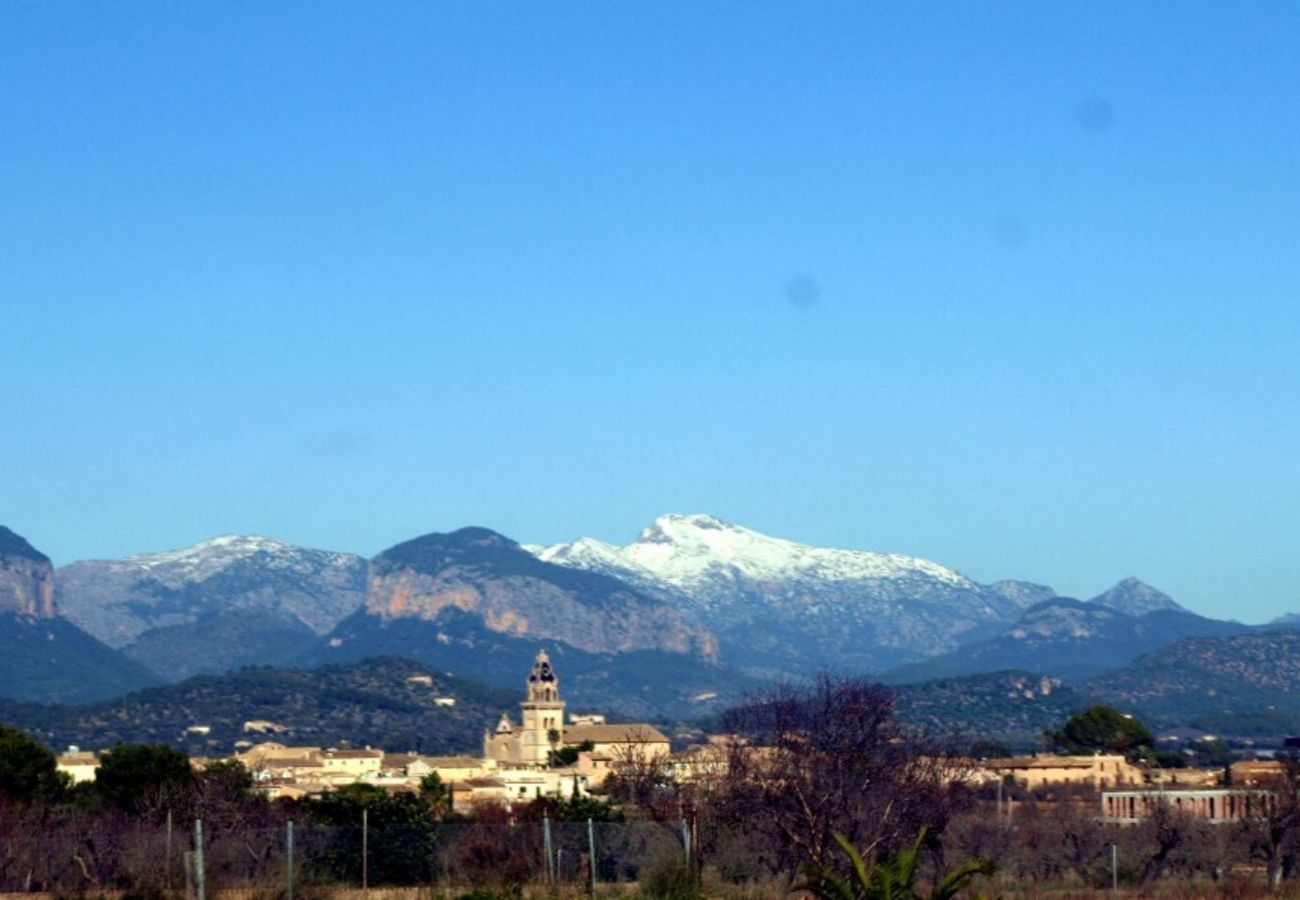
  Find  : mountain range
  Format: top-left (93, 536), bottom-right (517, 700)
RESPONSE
top-left (56, 535), bottom-right (367, 679)
top-left (880, 596), bottom-right (1250, 683)
top-left (4, 516), bottom-right (1300, 739)
top-left (531, 514), bottom-right (1054, 674)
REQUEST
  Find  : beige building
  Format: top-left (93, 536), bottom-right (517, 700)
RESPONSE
top-left (57, 750), bottom-right (99, 784)
top-left (452, 768), bottom-right (590, 812)
top-left (979, 754), bottom-right (1142, 790)
top-left (483, 651), bottom-right (566, 766)
top-left (483, 650), bottom-right (672, 775)
top-left (323, 748), bottom-right (384, 778)
top-left (1231, 759), bottom-right (1287, 786)
top-left (1102, 788), bottom-right (1276, 823)
top-left (382, 753), bottom-right (494, 784)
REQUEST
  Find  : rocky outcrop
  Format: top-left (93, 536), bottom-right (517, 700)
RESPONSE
top-left (365, 528), bottom-right (719, 660)
top-left (0, 526), bottom-right (56, 619)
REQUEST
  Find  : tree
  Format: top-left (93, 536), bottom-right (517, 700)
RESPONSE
top-left (715, 675), bottom-right (963, 875)
top-left (419, 771), bottom-right (452, 818)
top-left (1048, 706), bottom-right (1153, 757)
top-left (1239, 755), bottom-right (1300, 890)
top-left (94, 743), bottom-right (195, 814)
top-left (548, 739), bottom-right (594, 768)
top-left (0, 723), bottom-right (64, 805)
top-left (193, 759), bottom-right (266, 826)
top-left (306, 783), bottom-right (439, 885)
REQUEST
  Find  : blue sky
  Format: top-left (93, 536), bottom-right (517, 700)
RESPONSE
top-left (2, 3), bottom-right (1297, 621)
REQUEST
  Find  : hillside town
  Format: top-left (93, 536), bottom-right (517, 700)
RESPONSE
top-left (55, 651), bottom-right (675, 813)
top-left (46, 649), bottom-right (1297, 827)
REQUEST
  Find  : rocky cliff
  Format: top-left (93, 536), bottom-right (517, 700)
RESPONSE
top-left (365, 527), bottom-right (718, 660)
top-left (0, 526), bottom-right (55, 619)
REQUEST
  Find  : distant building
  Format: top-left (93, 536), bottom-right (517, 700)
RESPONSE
top-left (323, 748), bottom-right (384, 779)
top-left (483, 650), bottom-right (670, 773)
top-left (57, 750), bottom-right (99, 784)
top-left (978, 754), bottom-right (1141, 790)
top-left (483, 650), bottom-right (566, 766)
top-left (1102, 789), bottom-right (1276, 823)
top-left (1231, 759), bottom-right (1287, 786)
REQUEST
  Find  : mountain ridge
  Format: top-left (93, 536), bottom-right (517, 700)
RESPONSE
top-left (531, 514), bottom-right (1054, 674)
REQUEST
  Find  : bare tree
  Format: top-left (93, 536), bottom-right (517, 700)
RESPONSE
top-left (713, 674), bottom-right (963, 876)
top-left (1239, 757), bottom-right (1300, 891)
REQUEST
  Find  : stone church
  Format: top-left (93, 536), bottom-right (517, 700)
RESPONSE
top-left (483, 649), bottom-right (671, 769)
top-left (483, 649), bottom-right (567, 766)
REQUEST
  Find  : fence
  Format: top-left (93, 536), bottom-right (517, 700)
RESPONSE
top-left (0, 817), bottom-right (694, 894)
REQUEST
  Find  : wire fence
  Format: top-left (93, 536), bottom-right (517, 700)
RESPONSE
top-left (0, 818), bottom-right (694, 894)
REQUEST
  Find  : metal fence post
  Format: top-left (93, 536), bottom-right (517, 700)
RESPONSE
top-left (681, 818), bottom-right (691, 870)
top-left (362, 807), bottom-right (369, 891)
top-left (166, 809), bottom-right (174, 891)
top-left (286, 820), bottom-right (295, 900)
top-left (1112, 843), bottom-right (1118, 896)
top-left (193, 819), bottom-right (206, 900)
top-left (543, 812), bottom-right (554, 883)
top-left (587, 817), bottom-right (597, 894)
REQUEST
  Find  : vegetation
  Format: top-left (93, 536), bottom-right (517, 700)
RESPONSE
top-left (303, 783), bottom-right (440, 884)
top-left (548, 739), bottom-right (593, 767)
top-left (892, 670), bottom-right (1085, 750)
top-left (798, 828), bottom-right (994, 900)
top-left (8, 685), bottom-right (1300, 896)
top-left (0, 613), bottom-right (161, 704)
top-left (1047, 705), bottom-right (1154, 757)
top-left (0, 657), bottom-right (514, 756)
top-left (94, 742), bottom-right (195, 813)
top-left (0, 722), bottom-right (63, 804)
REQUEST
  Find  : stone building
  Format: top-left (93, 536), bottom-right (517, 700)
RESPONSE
top-left (483, 650), bottom-right (670, 772)
top-left (978, 753), bottom-right (1142, 790)
top-left (483, 650), bottom-right (567, 766)
top-left (1102, 788), bottom-right (1277, 823)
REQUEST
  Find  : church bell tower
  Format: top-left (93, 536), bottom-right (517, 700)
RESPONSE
top-left (519, 649), bottom-right (565, 764)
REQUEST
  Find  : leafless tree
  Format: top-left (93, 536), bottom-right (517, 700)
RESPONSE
top-left (1238, 757), bottom-right (1300, 891)
top-left (712, 674), bottom-right (964, 877)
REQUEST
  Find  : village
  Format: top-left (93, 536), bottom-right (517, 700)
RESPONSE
top-left (48, 650), bottom-right (1297, 825)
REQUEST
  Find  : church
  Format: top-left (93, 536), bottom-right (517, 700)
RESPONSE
top-left (483, 650), bottom-right (671, 771)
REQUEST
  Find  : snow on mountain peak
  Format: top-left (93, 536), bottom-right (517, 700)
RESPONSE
top-left (104, 534), bottom-right (357, 586)
top-left (536, 514), bottom-right (974, 591)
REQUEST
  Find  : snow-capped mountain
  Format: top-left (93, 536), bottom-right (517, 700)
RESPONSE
top-left (57, 535), bottom-right (367, 678)
top-left (530, 514), bottom-right (1053, 675)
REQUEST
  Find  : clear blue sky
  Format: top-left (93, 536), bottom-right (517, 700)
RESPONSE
top-left (2, 3), bottom-right (1297, 621)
